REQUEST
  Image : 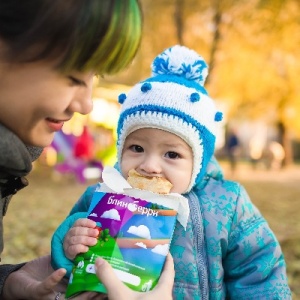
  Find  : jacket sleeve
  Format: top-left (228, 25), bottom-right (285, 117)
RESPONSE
top-left (51, 212), bottom-right (88, 277)
top-left (67, 184), bottom-right (99, 216)
top-left (0, 263), bottom-right (26, 296)
top-left (223, 185), bottom-right (292, 299)
top-left (51, 184), bottom-right (98, 277)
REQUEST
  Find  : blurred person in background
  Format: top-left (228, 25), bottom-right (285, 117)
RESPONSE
top-left (268, 141), bottom-right (285, 170)
top-left (263, 141), bottom-right (285, 170)
top-left (249, 135), bottom-right (265, 170)
top-left (74, 125), bottom-right (96, 164)
top-left (73, 125), bottom-right (103, 173)
top-left (225, 128), bottom-right (240, 175)
top-left (0, 1), bottom-right (174, 299)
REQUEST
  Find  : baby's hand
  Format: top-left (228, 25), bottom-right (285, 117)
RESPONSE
top-left (63, 218), bottom-right (99, 260)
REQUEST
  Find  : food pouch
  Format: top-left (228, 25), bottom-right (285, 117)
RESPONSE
top-left (66, 167), bottom-right (189, 298)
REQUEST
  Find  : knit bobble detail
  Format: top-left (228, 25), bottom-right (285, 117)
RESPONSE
top-left (214, 112), bottom-right (223, 122)
top-left (190, 92), bottom-right (200, 102)
top-left (118, 93), bottom-right (127, 104)
top-left (141, 82), bottom-right (152, 92)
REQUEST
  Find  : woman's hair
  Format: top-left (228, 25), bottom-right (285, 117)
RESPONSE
top-left (0, 0), bottom-right (142, 74)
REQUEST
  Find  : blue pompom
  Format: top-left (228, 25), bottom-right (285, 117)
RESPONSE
top-left (190, 92), bottom-right (200, 102)
top-left (118, 93), bottom-right (127, 104)
top-left (151, 45), bottom-right (208, 86)
top-left (141, 82), bottom-right (152, 93)
top-left (214, 112), bottom-right (223, 122)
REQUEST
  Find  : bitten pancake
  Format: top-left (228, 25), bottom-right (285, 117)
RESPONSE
top-left (127, 169), bottom-right (173, 194)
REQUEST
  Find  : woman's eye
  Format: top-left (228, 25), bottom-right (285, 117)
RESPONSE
top-left (166, 151), bottom-right (180, 159)
top-left (129, 145), bottom-right (144, 153)
top-left (68, 76), bottom-right (85, 86)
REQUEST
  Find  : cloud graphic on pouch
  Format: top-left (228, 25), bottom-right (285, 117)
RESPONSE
top-left (135, 242), bottom-right (147, 249)
top-left (100, 209), bottom-right (120, 221)
top-left (127, 225), bottom-right (151, 239)
top-left (151, 244), bottom-right (169, 256)
top-left (89, 213), bottom-right (98, 217)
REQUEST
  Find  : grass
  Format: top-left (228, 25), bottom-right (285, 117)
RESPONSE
top-left (2, 161), bottom-right (300, 298)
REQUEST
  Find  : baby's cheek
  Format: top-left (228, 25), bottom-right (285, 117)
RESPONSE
top-left (171, 178), bottom-right (190, 194)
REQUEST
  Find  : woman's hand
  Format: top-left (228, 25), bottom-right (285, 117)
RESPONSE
top-left (1, 255), bottom-right (106, 300)
top-left (95, 253), bottom-right (175, 300)
top-left (1, 255), bottom-right (67, 300)
top-left (2, 253), bottom-right (174, 300)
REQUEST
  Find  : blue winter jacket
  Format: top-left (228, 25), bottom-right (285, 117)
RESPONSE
top-left (51, 158), bottom-right (291, 299)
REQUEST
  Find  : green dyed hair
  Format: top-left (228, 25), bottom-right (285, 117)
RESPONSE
top-left (0, 0), bottom-right (142, 75)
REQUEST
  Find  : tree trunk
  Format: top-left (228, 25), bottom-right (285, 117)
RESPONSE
top-left (174, 0), bottom-right (184, 45)
top-left (206, 0), bottom-right (222, 84)
top-left (277, 121), bottom-right (294, 166)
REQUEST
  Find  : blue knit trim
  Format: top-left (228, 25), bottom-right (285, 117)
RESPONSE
top-left (118, 104), bottom-right (205, 138)
top-left (117, 105), bottom-right (215, 187)
top-left (195, 133), bottom-right (214, 185)
top-left (142, 75), bottom-right (208, 95)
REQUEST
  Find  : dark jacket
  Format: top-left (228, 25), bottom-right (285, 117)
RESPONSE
top-left (0, 123), bottom-right (42, 294)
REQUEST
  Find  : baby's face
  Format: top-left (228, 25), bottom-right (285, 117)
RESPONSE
top-left (121, 128), bottom-right (193, 194)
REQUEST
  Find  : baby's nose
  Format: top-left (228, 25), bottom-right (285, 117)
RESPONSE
top-left (140, 156), bottom-right (162, 175)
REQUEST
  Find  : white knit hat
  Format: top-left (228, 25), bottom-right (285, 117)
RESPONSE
top-left (117, 45), bottom-right (222, 192)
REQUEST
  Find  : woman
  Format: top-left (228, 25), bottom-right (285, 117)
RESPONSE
top-left (0, 1), bottom-right (174, 299)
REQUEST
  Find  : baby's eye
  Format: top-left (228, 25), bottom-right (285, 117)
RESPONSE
top-left (129, 145), bottom-right (144, 153)
top-left (165, 151), bottom-right (180, 159)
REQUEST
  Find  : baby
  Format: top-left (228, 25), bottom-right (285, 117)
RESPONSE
top-left (51, 45), bottom-right (291, 299)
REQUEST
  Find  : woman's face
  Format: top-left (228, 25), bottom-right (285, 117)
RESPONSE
top-left (0, 56), bottom-right (94, 147)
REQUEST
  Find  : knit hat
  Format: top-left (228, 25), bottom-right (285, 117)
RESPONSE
top-left (117, 45), bottom-right (222, 192)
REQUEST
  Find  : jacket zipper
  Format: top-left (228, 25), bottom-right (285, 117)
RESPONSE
top-left (188, 191), bottom-right (209, 300)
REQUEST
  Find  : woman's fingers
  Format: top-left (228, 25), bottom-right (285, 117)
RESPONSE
top-left (156, 253), bottom-right (175, 288)
top-left (94, 258), bottom-right (121, 290)
top-left (94, 253), bottom-right (175, 300)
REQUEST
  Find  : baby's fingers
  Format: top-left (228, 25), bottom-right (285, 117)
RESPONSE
top-left (63, 219), bottom-right (99, 259)
top-left (69, 219), bottom-right (99, 239)
top-left (73, 218), bottom-right (97, 229)
top-left (64, 232), bottom-right (98, 258)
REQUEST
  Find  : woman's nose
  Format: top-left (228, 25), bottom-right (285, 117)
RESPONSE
top-left (68, 79), bottom-right (93, 115)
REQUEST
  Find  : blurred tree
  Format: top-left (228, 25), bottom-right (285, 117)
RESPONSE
top-left (174, 0), bottom-right (184, 44)
top-left (211, 0), bottom-right (300, 165)
top-left (98, 0), bottom-right (300, 164)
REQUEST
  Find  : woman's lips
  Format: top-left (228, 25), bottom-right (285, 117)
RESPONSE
top-left (46, 118), bottom-right (66, 131)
